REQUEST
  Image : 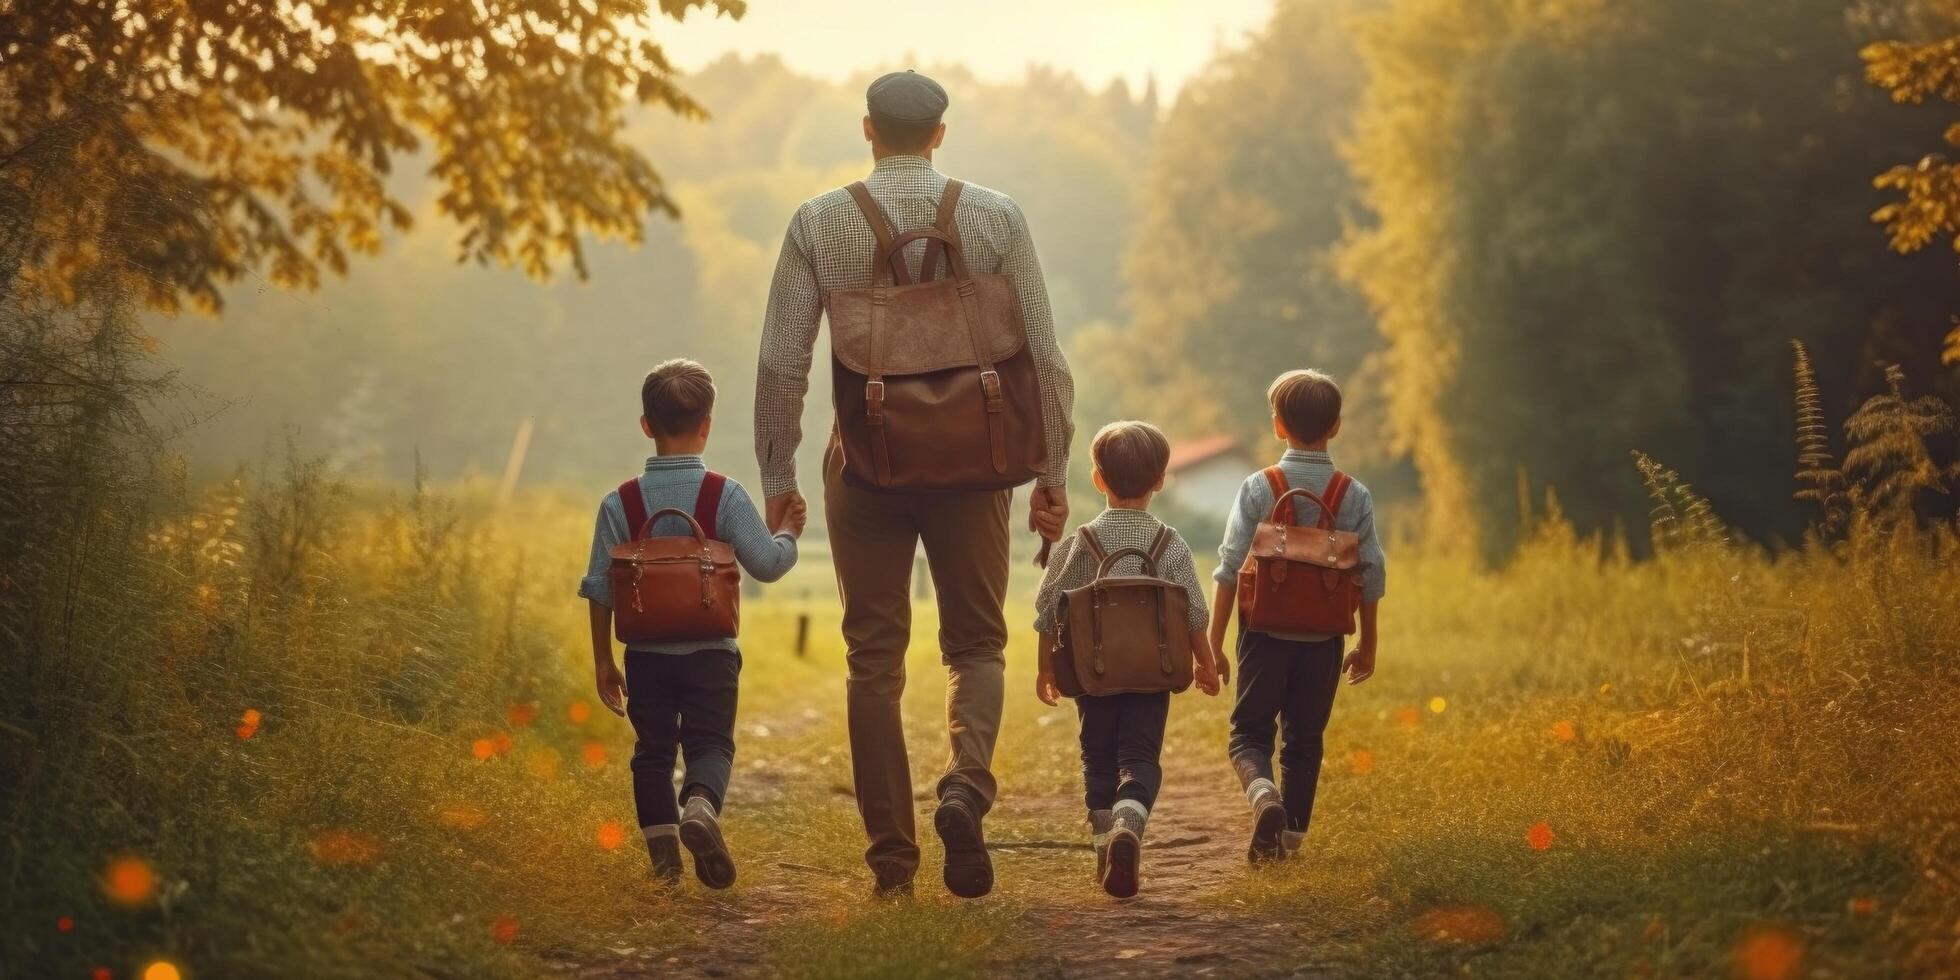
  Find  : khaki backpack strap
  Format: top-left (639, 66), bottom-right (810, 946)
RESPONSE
top-left (845, 181), bottom-right (912, 286)
top-left (1262, 466), bottom-right (1292, 526)
top-left (919, 178), bottom-right (965, 282)
top-left (1147, 525), bottom-right (1174, 675)
top-left (1076, 524), bottom-right (1108, 565)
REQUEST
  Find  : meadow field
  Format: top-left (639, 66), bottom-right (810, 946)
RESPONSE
top-left (5, 453), bottom-right (1956, 979)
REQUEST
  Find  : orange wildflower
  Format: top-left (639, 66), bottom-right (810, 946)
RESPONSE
top-left (56, 915), bottom-right (74, 933)
top-left (491, 731), bottom-right (514, 756)
top-left (236, 707), bottom-right (262, 740)
top-left (580, 741), bottom-right (608, 768)
top-left (470, 738), bottom-right (496, 761)
top-left (143, 961), bottom-right (181, 980)
top-left (309, 829), bottom-right (383, 866)
top-left (567, 700), bottom-right (592, 725)
top-left (1549, 719), bottom-right (1577, 742)
top-left (1350, 749), bottom-right (1375, 775)
top-left (1412, 904), bottom-right (1506, 945)
top-left (596, 821), bottom-right (625, 851)
top-left (102, 855), bottom-right (157, 906)
top-left (1847, 897), bottom-right (1876, 917)
top-left (489, 915), bottom-right (520, 945)
top-left (1394, 706), bottom-right (1421, 730)
top-left (1526, 821), bottom-right (1555, 852)
top-left (506, 701), bottom-right (538, 727)
top-left (1734, 924), bottom-right (1803, 980)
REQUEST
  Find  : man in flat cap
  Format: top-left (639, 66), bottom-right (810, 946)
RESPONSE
top-left (752, 69), bottom-right (1074, 899)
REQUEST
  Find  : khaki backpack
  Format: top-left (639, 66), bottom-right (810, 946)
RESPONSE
top-left (1236, 467), bottom-right (1361, 636)
top-left (1053, 526), bottom-right (1194, 698)
top-left (826, 179), bottom-right (1049, 492)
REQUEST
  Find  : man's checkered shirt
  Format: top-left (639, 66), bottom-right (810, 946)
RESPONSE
top-left (752, 154), bottom-right (1075, 497)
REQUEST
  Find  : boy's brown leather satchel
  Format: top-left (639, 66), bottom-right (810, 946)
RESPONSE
top-left (1237, 468), bottom-right (1361, 636)
top-left (1053, 526), bottom-right (1194, 697)
top-left (827, 179), bottom-right (1048, 492)
top-left (608, 474), bottom-right (741, 644)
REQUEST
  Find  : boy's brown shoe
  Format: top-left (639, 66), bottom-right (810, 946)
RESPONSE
top-left (679, 797), bottom-right (736, 890)
top-left (871, 863), bottom-right (915, 900)
top-left (933, 787), bottom-right (993, 899)
top-left (1101, 802), bottom-right (1146, 899)
top-left (644, 826), bottom-right (683, 885)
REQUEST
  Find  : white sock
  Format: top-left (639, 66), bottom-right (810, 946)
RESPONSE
top-left (642, 823), bottom-right (679, 841)
top-left (1112, 799), bottom-right (1149, 826)
top-left (1245, 778), bottom-right (1279, 808)
top-left (681, 796), bottom-right (717, 822)
top-left (1281, 829), bottom-right (1305, 852)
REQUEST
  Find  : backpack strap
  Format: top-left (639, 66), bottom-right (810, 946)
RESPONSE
top-left (692, 471), bottom-right (726, 541)
top-left (918, 178), bottom-right (965, 283)
top-left (1262, 466), bottom-right (1292, 526)
top-left (617, 477), bottom-right (649, 540)
top-left (846, 181), bottom-right (913, 286)
top-left (1075, 524), bottom-right (1108, 565)
top-left (1321, 470), bottom-right (1352, 527)
top-left (1145, 524), bottom-right (1172, 567)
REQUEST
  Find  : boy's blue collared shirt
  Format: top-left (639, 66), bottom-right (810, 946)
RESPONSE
top-left (1216, 449), bottom-right (1387, 641)
top-left (578, 455), bottom-right (797, 655)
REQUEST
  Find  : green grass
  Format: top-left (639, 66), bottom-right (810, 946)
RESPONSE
top-left (4, 464), bottom-right (1957, 978)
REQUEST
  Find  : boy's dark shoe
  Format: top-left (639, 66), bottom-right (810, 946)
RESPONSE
top-left (933, 785), bottom-right (993, 899)
top-left (871, 862), bottom-right (915, 900)
top-left (1101, 803), bottom-right (1146, 899)
top-left (645, 827), bottom-right (683, 885)
top-left (1248, 785), bottom-right (1288, 864)
top-left (678, 797), bottom-right (736, 890)
top-left (1089, 809), bottom-right (1115, 883)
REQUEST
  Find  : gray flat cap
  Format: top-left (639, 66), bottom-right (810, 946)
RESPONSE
top-left (866, 70), bottom-right (948, 124)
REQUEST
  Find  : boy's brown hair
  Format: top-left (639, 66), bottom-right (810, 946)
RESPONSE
top-left (1268, 369), bottom-right (1342, 443)
top-left (641, 359), bottom-right (716, 436)
top-left (1091, 420), bottom-right (1172, 499)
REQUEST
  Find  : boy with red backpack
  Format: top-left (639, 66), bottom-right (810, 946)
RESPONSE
top-left (578, 359), bottom-right (805, 888)
top-left (1208, 369), bottom-right (1386, 863)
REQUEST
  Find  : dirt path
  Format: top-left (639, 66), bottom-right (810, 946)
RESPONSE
top-left (546, 697), bottom-right (1343, 979)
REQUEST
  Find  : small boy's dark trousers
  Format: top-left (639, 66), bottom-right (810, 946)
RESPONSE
top-left (1076, 690), bottom-right (1170, 815)
top-left (1227, 632), bottom-right (1344, 833)
top-left (624, 648), bottom-right (739, 829)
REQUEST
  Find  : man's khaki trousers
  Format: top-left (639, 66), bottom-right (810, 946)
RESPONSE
top-left (822, 441), bottom-right (1009, 881)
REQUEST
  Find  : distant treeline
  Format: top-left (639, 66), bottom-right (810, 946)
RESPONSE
top-left (145, 1), bottom-right (1958, 552)
top-left (1119, 0), bottom-right (1957, 553)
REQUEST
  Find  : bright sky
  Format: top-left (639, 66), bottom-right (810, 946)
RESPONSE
top-left (658, 0), bottom-right (1278, 97)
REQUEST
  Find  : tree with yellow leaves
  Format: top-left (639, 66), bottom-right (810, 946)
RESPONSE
top-left (0, 0), bottom-right (745, 313)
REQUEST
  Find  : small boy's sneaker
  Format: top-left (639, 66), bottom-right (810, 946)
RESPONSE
top-left (678, 796), bottom-right (736, 890)
top-left (1102, 800), bottom-right (1147, 899)
top-left (643, 825), bottom-right (683, 885)
top-left (1247, 779), bottom-right (1287, 864)
top-left (1088, 809), bottom-right (1115, 883)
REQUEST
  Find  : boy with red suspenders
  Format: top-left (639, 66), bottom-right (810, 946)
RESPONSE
top-left (1208, 369), bottom-right (1387, 863)
top-left (578, 359), bottom-right (804, 888)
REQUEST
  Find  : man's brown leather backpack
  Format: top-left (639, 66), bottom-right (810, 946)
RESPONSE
top-left (608, 474), bottom-right (741, 644)
top-left (1236, 467), bottom-right (1361, 636)
top-left (826, 179), bottom-right (1048, 492)
top-left (1053, 526), bottom-right (1194, 697)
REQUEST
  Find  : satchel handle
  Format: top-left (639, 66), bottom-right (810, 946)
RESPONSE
top-left (1094, 545), bottom-right (1159, 580)
top-left (1270, 487), bottom-right (1339, 531)
top-left (875, 228), bottom-right (972, 284)
top-left (635, 506), bottom-right (711, 546)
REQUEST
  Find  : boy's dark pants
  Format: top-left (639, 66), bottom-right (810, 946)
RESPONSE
top-left (624, 648), bottom-right (740, 829)
top-left (1228, 632), bottom-right (1343, 833)
top-left (1077, 691), bottom-right (1170, 815)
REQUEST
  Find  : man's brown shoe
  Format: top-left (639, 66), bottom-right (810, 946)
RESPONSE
top-left (934, 790), bottom-right (993, 899)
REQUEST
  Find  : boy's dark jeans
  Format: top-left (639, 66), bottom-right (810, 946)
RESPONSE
top-left (1228, 632), bottom-right (1343, 833)
top-left (1076, 691), bottom-right (1170, 815)
top-left (625, 648), bottom-right (739, 829)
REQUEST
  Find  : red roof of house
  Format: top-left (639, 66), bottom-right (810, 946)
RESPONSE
top-left (1165, 436), bottom-right (1242, 473)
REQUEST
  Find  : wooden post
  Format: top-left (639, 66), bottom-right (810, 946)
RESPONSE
top-left (795, 613), bottom-right (809, 658)
top-left (495, 415), bottom-right (535, 509)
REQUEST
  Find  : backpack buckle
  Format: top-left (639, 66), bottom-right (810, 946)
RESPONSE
top-left (979, 370), bottom-right (1003, 412)
top-left (865, 379), bottom-right (885, 424)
